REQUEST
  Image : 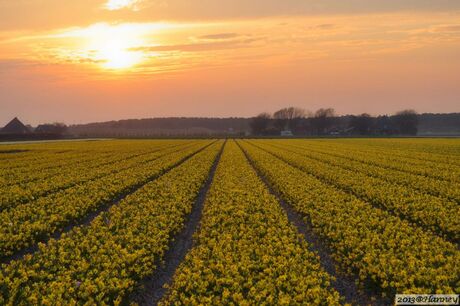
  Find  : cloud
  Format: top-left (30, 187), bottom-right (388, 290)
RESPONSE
top-left (132, 38), bottom-right (262, 53)
top-left (433, 25), bottom-right (460, 33)
top-left (314, 24), bottom-right (336, 30)
top-left (197, 33), bottom-right (240, 40)
top-left (0, 59), bottom-right (43, 70)
top-left (103, 0), bottom-right (145, 11)
top-left (1, 1), bottom-right (460, 32)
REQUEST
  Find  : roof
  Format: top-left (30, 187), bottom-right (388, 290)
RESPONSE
top-left (1, 117), bottom-right (31, 134)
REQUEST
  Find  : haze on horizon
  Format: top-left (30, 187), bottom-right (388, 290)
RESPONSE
top-left (0, 0), bottom-right (459, 125)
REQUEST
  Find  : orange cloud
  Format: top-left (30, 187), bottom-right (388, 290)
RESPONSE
top-left (103, 0), bottom-right (144, 11)
top-left (1, 13), bottom-right (459, 81)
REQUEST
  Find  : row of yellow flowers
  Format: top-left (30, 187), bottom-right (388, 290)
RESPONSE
top-left (239, 141), bottom-right (460, 295)
top-left (327, 138), bottom-right (460, 162)
top-left (162, 141), bottom-right (342, 305)
top-left (267, 140), bottom-right (460, 203)
top-left (0, 140), bottom-right (193, 209)
top-left (282, 139), bottom-right (460, 183)
top-left (252, 140), bottom-right (460, 242)
top-left (0, 141), bottom-right (222, 305)
top-left (0, 140), bottom-right (159, 182)
top-left (0, 141), bottom-right (210, 258)
top-left (0, 141), bottom-right (106, 168)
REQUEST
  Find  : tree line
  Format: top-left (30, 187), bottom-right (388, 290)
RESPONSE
top-left (34, 123), bottom-right (68, 135)
top-left (250, 107), bottom-right (419, 136)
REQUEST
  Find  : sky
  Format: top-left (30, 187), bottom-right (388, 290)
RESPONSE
top-left (0, 0), bottom-right (459, 125)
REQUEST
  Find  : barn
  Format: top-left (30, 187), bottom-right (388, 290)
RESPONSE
top-left (1, 117), bottom-right (31, 134)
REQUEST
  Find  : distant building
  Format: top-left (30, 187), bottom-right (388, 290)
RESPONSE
top-left (1, 117), bottom-right (31, 134)
top-left (280, 130), bottom-right (293, 137)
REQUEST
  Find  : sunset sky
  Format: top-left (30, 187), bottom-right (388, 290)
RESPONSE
top-left (1, 1), bottom-right (459, 125)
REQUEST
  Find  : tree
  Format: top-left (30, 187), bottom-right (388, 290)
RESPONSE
top-left (273, 110), bottom-right (288, 131)
top-left (250, 113), bottom-right (272, 135)
top-left (273, 107), bottom-right (306, 132)
top-left (35, 123), bottom-right (68, 135)
top-left (312, 108), bottom-right (336, 135)
top-left (374, 115), bottom-right (396, 135)
top-left (394, 109), bottom-right (419, 135)
top-left (349, 113), bottom-right (374, 135)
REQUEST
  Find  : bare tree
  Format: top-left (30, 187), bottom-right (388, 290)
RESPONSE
top-left (394, 109), bottom-right (419, 135)
top-left (273, 110), bottom-right (288, 131)
top-left (250, 113), bottom-right (272, 135)
top-left (273, 107), bottom-right (306, 132)
top-left (312, 108), bottom-right (336, 135)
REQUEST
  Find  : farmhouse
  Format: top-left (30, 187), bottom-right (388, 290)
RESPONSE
top-left (0, 117), bottom-right (31, 134)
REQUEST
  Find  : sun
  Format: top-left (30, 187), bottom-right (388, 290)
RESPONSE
top-left (49, 22), bottom-right (176, 71)
top-left (93, 40), bottom-right (143, 70)
top-left (82, 24), bottom-right (146, 70)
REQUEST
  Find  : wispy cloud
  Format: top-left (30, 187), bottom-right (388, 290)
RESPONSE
top-left (197, 33), bottom-right (240, 41)
top-left (432, 24), bottom-right (460, 33)
top-left (1, 13), bottom-right (460, 79)
top-left (0, 59), bottom-right (36, 71)
top-left (103, 0), bottom-right (145, 11)
top-left (132, 38), bottom-right (262, 53)
top-left (313, 24), bottom-right (337, 30)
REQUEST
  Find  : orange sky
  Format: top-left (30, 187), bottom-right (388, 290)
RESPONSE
top-left (1, 1), bottom-right (459, 125)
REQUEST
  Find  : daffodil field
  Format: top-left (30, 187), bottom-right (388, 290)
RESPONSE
top-left (0, 138), bottom-right (459, 305)
top-left (161, 141), bottom-right (341, 305)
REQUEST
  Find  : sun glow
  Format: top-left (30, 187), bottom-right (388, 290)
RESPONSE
top-left (44, 22), bottom-right (186, 71)
top-left (58, 23), bottom-right (156, 70)
top-left (90, 38), bottom-right (144, 70)
top-left (104, 0), bottom-right (139, 11)
top-left (85, 25), bottom-right (146, 70)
